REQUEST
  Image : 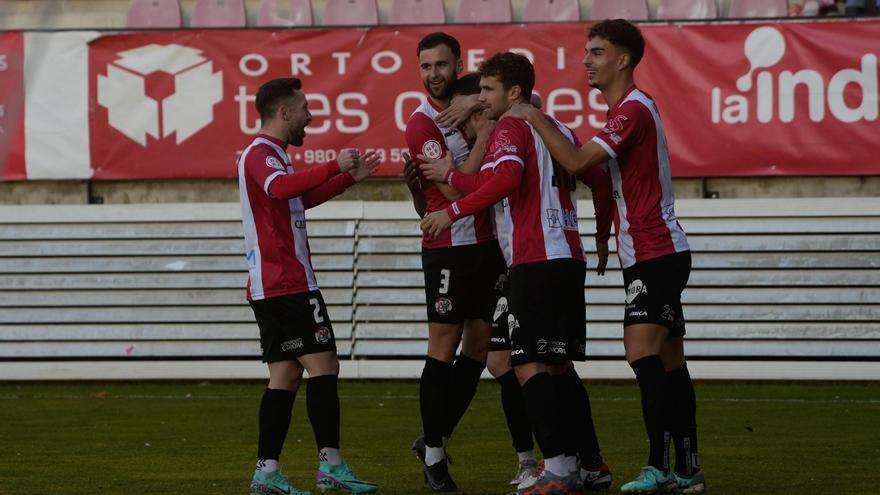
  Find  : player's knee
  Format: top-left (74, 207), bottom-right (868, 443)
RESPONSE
top-left (487, 353), bottom-right (512, 378)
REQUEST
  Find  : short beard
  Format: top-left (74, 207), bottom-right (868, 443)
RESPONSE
top-left (423, 79), bottom-right (454, 101)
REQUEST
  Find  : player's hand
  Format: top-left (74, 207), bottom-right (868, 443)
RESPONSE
top-left (503, 102), bottom-right (540, 124)
top-left (417, 153), bottom-right (453, 183)
top-left (472, 111), bottom-right (497, 141)
top-left (402, 152), bottom-right (422, 192)
top-left (437, 94), bottom-right (484, 128)
top-left (596, 241), bottom-right (609, 276)
top-left (420, 210), bottom-right (453, 239)
top-left (336, 148), bottom-right (360, 172)
top-left (349, 151), bottom-right (381, 182)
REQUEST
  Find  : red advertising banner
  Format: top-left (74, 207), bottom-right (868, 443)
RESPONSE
top-left (86, 21), bottom-right (880, 179)
top-left (0, 32), bottom-right (26, 181)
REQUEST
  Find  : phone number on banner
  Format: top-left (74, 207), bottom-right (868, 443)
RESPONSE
top-left (298, 148), bottom-right (410, 164)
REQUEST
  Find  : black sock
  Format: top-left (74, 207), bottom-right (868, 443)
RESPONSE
top-left (307, 375), bottom-right (340, 450)
top-left (668, 364), bottom-right (700, 476)
top-left (558, 366), bottom-right (603, 468)
top-left (520, 372), bottom-right (565, 459)
top-left (443, 354), bottom-right (485, 438)
top-left (257, 388), bottom-right (296, 461)
top-left (497, 370), bottom-right (534, 453)
top-left (551, 370), bottom-right (578, 458)
top-left (630, 355), bottom-right (672, 471)
top-left (420, 356), bottom-right (454, 447)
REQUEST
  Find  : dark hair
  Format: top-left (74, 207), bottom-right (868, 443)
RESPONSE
top-left (417, 32), bottom-right (461, 59)
top-left (588, 19), bottom-right (645, 68)
top-left (451, 73), bottom-right (481, 96)
top-left (478, 52), bottom-right (534, 100)
top-left (255, 78), bottom-right (302, 121)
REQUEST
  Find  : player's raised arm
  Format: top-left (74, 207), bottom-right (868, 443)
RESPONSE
top-left (302, 151), bottom-right (380, 209)
top-left (504, 103), bottom-right (610, 175)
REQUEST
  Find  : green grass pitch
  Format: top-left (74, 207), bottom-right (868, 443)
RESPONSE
top-left (0, 379), bottom-right (877, 494)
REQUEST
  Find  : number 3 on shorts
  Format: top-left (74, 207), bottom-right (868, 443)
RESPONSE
top-left (439, 268), bottom-right (451, 295)
top-left (309, 297), bottom-right (324, 323)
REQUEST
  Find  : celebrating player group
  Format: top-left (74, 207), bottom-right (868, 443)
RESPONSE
top-left (238, 18), bottom-right (704, 495)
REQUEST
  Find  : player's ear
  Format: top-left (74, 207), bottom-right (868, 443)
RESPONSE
top-left (509, 84), bottom-right (522, 102)
top-left (455, 58), bottom-right (463, 75)
top-left (617, 51), bottom-right (631, 71)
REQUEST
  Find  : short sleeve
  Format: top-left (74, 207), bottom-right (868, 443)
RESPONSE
top-left (245, 145), bottom-right (288, 196)
top-left (485, 117), bottom-right (530, 169)
top-left (590, 102), bottom-right (649, 160)
top-left (406, 113), bottom-right (448, 165)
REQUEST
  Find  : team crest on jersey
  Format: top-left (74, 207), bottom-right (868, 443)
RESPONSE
top-left (314, 326), bottom-right (332, 345)
top-left (435, 297), bottom-right (453, 315)
top-left (626, 279), bottom-right (648, 304)
top-left (422, 140), bottom-right (442, 159)
top-left (266, 155), bottom-right (285, 171)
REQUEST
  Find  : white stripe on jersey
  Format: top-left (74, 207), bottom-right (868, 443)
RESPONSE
top-left (531, 120), bottom-right (583, 261)
top-left (607, 158), bottom-right (636, 268)
top-left (624, 92), bottom-right (690, 255)
top-left (263, 170), bottom-right (284, 195)
top-left (237, 141), bottom-right (264, 298)
top-left (591, 135), bottom-right (617, 160)
top-left (492, 199), bottom-right (514, 267)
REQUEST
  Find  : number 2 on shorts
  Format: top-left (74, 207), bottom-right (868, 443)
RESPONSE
top-left (439, 268), bottom-right (451, 295)
top-left (309, 297), bottom-right (324, 323)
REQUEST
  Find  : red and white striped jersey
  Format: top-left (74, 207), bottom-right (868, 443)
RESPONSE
top-left (237, 134), bottom-right (318, 301)
top-left (406, 98), bottom-right (495, 249)
top-left (447, 115), bottom-right (588, 267)
top-left (591, 86), bottom-right (690, 268)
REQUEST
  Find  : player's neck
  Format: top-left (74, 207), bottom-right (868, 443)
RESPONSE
top-left (428, 96), bottom-right (450, 111)
top-left (259, 126), bottom-right (289, 146)
top-left (601, 75), bottom-right (635, 110)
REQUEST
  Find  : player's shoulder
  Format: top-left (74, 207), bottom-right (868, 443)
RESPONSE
top-left (614, 89), bottom-right (655, 119)
top-left (245, 140), bottom-right (286, 171)
top-left (405, 110), bottom-right (440, 137)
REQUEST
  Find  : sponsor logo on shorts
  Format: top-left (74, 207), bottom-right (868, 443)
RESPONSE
top-left (536, 339), bottom-right (547, 354)
top-left (435, 297), bottom-right (453, 316)
top-left (576, 343), bottom-right (586, 355)
top-left (548, 340), bottom-right (566, 355)
top-left (280, 338), bottom-right (303, 351)
top-left (314, 326), bottom-right (332, 345)
top-left (490, 337), bottom-right (507, 344)
top-left (493, 296), bottom-right (509, 322)
top-left (661, 304), bottom-right (676, 323)
top-left (511, 348), bottom-right (525, 356)
top-left (507, 314), bottom-right (520, 331)
top-left (629, 311), bottom-right (649, 317)
top-left (494, 273), bottom-right (508, 292)
top-left (626, 279), bottom-right (648, 304)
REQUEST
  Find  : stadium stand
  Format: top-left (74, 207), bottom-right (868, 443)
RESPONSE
top-left (1, 198), bottom-right (877, 380)
top-left (191, 0), bottom-right (248, 27)
top-left (454, 0), bottom-right (514, 23)
top-left (388, 0), bottom-right (446, 24)
top-left (657, 0), bottom-right (718, 19)
top-left (323, 0), bottom-right (380, 25)
top-left (256, 0), bottom-right (314, 26)
top-left (523, 0), bottom-right (581, 22)
top-left (728, 0), bottom-right (790, 17)
top-left (126, 0), bottom-right (183, 28)
top-left (589, 0), bottom-right (650, 20)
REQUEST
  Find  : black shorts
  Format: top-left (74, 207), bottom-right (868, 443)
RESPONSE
top-left (622, 251), bottom-right (691, 337)
top-left (248, 290), bottom-right (336, 362)
top-left (489, 270), bottom-right (512, 352)
top-left (422, 240), bottom-right (508, 324)
top-left (508, 258), bottom-right (587, 366)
